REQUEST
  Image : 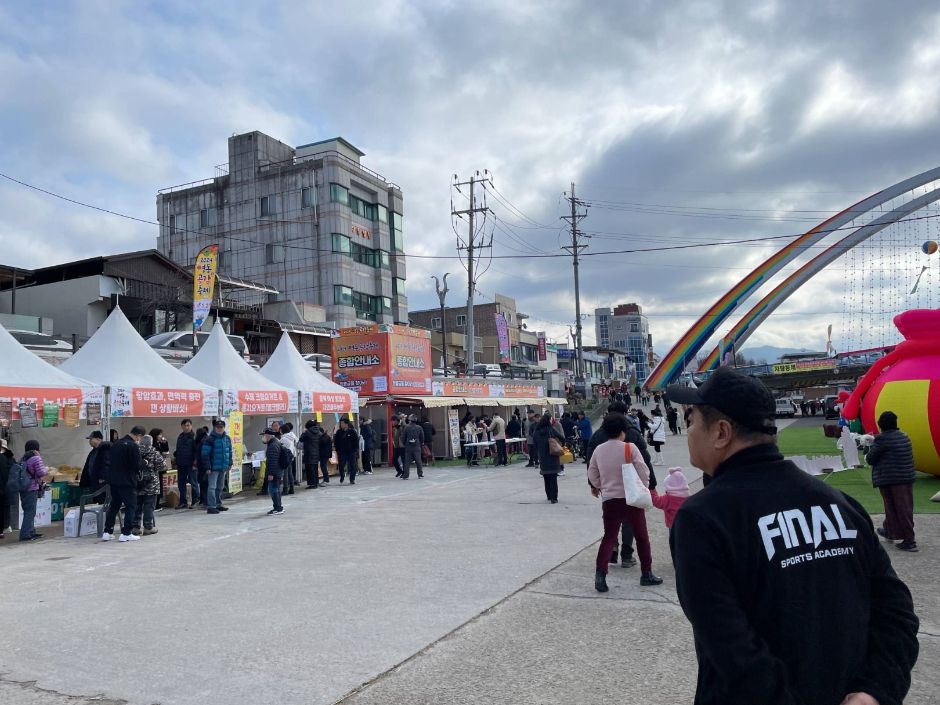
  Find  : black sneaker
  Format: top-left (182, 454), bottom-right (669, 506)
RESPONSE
top-left (622, 556), bottom-right (638, 568)
top-left (306, 485), bottom-right (318, 490)
top-left (266, 509), bottom-right (276, 515)
top-left (876, 527), bottom-right (899, 541)
top-left (176, 504), bottom-right (188, 510)
top-left (896, 541), bottom-right (919, 552)
top-left (217, 505), bottom-right (229, 512)
top-left (206, 508), bottom-right (220, 515)
top-left (273, 509), bottom-right (285, 515)
top-left (640, 572), bottom-right (664, 586)
top-left (594, 570), bottom-right (609, 593)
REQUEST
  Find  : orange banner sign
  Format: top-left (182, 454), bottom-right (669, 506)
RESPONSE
top-left (0, 386), bottom-right (102, 419)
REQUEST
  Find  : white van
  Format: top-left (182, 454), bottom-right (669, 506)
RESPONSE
top-left (774, 397), bottom-right (796, 418)
top-left (473, 363), bottom-right (504, 378)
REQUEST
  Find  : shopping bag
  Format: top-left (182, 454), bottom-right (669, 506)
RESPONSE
top-left (622, 443), bottom-right (652, 509)
top-left (560, 448), bottom-right (574, 464)
top-left (328, 450), bottom-right (338, 466)
top-left (548, 436), bottom-right (565, 457)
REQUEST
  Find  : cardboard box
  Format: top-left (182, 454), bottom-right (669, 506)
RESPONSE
top-left (63, 508), bottom-right (100, 538)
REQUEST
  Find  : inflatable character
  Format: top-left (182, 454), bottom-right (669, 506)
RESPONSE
top-left (842, 309), bottom-right (940, 476)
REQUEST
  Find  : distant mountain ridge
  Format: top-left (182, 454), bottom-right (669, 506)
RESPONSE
top-left (737, 345), bottom-right (805, 364)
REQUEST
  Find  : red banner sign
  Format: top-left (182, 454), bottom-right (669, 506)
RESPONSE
top-left (0, 386), bottom-right (98, 419)
top-left (537, 333), bottom-right (547, 362)
top-left (314, 392), bottom-right (353, 413)
top-left (333, 324), bottom-right (431, 397)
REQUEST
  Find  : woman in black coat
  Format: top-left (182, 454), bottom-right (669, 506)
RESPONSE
top-left (532, 412), bottom-right (566, 504)
top-left (0, 441), bottom-right (13, 539)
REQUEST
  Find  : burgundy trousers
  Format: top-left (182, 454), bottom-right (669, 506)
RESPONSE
top-left (879, 483), bottom-right (915, 542)
top-left (597, 498), bottom-right (652, 574)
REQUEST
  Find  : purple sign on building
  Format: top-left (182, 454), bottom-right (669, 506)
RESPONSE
top-left (495, 313), bottom-right (511, 363)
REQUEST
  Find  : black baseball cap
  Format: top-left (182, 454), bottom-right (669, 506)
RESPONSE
top-left (86, 430), bottom-right (103, 440)
top-left (666, 366), bottom-right (777, 435)
top-left (260, 427), bottom-right (277, 436)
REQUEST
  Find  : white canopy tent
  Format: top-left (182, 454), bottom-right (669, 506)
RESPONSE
top-left (182, 323), bottom-right (296, 416)
top-left (60, 308), bottom-right (219, 419)
top-left (261, 333), bottom-right (357, 414)
top-left (0, 323), bottom-right (104, 468)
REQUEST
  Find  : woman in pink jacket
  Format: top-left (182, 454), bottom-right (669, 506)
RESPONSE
top-left (587, 414), bottom-right (662, 592)
top-left (19, 439), bottom-right (48, 542)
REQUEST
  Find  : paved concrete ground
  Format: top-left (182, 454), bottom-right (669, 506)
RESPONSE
top-left (2, 415), bottom-right (936, 704)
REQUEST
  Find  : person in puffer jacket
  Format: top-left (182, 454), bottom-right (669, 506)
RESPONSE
top-left (866, 410), bottom-right (918, 551)
top-left (134, 434), bottom-right (165, 536)
top-left (18, 440), bottom-right (48, 542)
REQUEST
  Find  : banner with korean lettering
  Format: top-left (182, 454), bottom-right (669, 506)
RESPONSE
top-left (332, 327), bottom-right (390, 396)
top-left (228, 410), bottom-right (243, 493)
top-left (495, 314), bottom-right (511, 364)
top-left (431, 380), bottom-right (545, 399)
top-left (537, 332), bottom-right (547, 361)
top-left (110, 387), bottom-right (219, 417)
top-left (0, 385), bottom-right (104, 420)
top-left (302, 391), bottom-right (354, 414)
top-left (222, 389), bottom-right (295, 415)
top-left (388, 326), bottom-right (432, 395)
top-left (193, 244), bottom-right (219, 332)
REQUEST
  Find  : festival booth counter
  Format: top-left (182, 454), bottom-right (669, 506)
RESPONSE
top-left (260, 332), bottom-right (358, 479)
top-left (59, 309), bottom-right (220, 503)
top-left (0, 323), bottom-right (104, 530)
top-left (183, 323), bottom-right (296, 492)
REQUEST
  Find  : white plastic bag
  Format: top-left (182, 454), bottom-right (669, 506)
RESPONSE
top-left (622, 443), bottom-right (653, 509)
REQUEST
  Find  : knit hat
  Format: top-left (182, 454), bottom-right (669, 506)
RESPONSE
top-left (664, 467), bottom-right (689, 497)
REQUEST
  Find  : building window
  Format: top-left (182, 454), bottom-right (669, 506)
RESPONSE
top-left (168, 214), bottom-right (178, 232)
top-left (456, 314), bottom-right (467, 327)
top-left (351, 242), bottom-right (376, 267)
top-left (390, 212), bottom-right (404, 251)
top-left (260, 196), bottom-right (276, 216)
top-left (349, 193), bottom-right (377, 220)
top-left (333, 285), bottom-right (353, 307)
top-left (431, 317), bottom-right (442, 330)
top-left (377, 204), bottom-right (388, 224)
top-left (265, 243), bottom-right (284, 264)
top-left (380, 296), bottom-right (392, 314)
top-left (330, 183), bottom-right (349, 206)
top-left (332, 233), bottom-right (351, 254)
top-left (393, 277), bottom-right (406, 296)
top-left (199, 208), bottom-right (217, 228)
top-left (302, 187), bottom-right (316, 208)
top-left (630, 323), bottom-right (639, 332)
top-left (379, 250), bottom-right (390, 269)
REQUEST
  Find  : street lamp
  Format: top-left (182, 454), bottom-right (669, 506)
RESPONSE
top-left (432, 273), bottom-right (450, 376)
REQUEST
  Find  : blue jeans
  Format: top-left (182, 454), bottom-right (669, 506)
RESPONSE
top-left (268, 474), bottom-right (283, 511)
top-left (19, 489), bottom-right (38, 540)
top-left (207, 470), bottom-right (226, 509)
top-left (178, 466), bottom-right (200, 505)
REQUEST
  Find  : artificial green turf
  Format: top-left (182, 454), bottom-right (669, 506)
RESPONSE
top-left (776, 426), bottom-right (840, 456)
top-left (823, 467), bottom-right (940, 515)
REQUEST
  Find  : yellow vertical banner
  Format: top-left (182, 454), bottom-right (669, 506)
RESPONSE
top-left (316, 411), bottom-right (322, 422)
top-left (193, 244), bottom-right (219, 331)
top-left (347, 411), bottom-right (354, 421)
top-left (228, 410), bottom-right (243, 493)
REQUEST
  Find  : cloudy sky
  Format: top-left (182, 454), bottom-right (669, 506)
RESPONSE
top-left (2, 0), bottom-right (940, 361)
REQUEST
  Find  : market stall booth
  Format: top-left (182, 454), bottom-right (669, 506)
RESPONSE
top-left (0, 323), bottom-right (104, 531)
top-left (60, 308), bottom-right (220, 500)
top-left (183, 323), bottom-right (296, 490)
top-left (261, 332), bottom-right (358, 477)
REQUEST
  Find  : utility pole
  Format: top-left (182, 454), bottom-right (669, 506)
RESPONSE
top-left (432, 273), bottom-right (450, 375)
top-left (452, 172), bottom-right (493, 375)
top-left (561, 182), bottom-right (588, 385)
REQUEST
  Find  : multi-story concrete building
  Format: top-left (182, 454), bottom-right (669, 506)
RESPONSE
top-left (594, 303), bottom-right (653, 384)
top-left (157, 131), bottom-right (407, 329)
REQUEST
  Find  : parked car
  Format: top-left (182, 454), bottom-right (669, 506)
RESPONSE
top-left (301, 353), bottom-right (332, 373)
top-left (472, 363), bottom-right (504, 378)
top-left (823, 394), bottom-right (841, 419)
top-left (8, 329), bottom-right (74, 365)
top-left (146, 331), bottom-right (251, 366)
top-left (774, 397), bottom-right (796, 418)
top-left (432, 367), bottom-right (457, 377)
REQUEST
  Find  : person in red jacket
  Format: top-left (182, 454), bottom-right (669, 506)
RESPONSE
top-left (650, 467), bottom-right (688, 529)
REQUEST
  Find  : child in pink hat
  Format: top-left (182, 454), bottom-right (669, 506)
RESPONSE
top-left (650, 467), bottom-right (689, 529)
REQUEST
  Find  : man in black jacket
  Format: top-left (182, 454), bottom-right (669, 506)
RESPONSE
top-left (79, 431), bottom-right (110, 493)
top-left (174, 419), bottom-right (199, 508)
top-left (866, 410), bottom-right (918, 551)
top-left (103, 426), bottom-right (146, 542)
top-left (360, 418), bottom-right (375, 475)
top-left (300, 420), bottom-right (323, 489)
top-left (333, 418), bottom-right (360, 485)
top-left (668, 366), bottom-right (918, 705)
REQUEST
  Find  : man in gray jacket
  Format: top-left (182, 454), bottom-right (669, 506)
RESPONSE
top-left (866, 410), bottom-right (917, 551)
top-left (490, 412), bottom-right (508, 466)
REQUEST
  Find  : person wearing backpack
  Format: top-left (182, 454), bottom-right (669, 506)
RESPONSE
top-left (0, 439), bottom-right (13, 539)
top-left (401, 415), bottom-right (425, 479)
top-left (103, 427), bottom-right (145, 542)
top-left (13, 440), bottom-right (48, 541)
top-left (333, 417), bottom-right (360, 484)
top-left (202, 419), bottom-right (233, 515)
top-left (261, 428), bottom-right (286, 515)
